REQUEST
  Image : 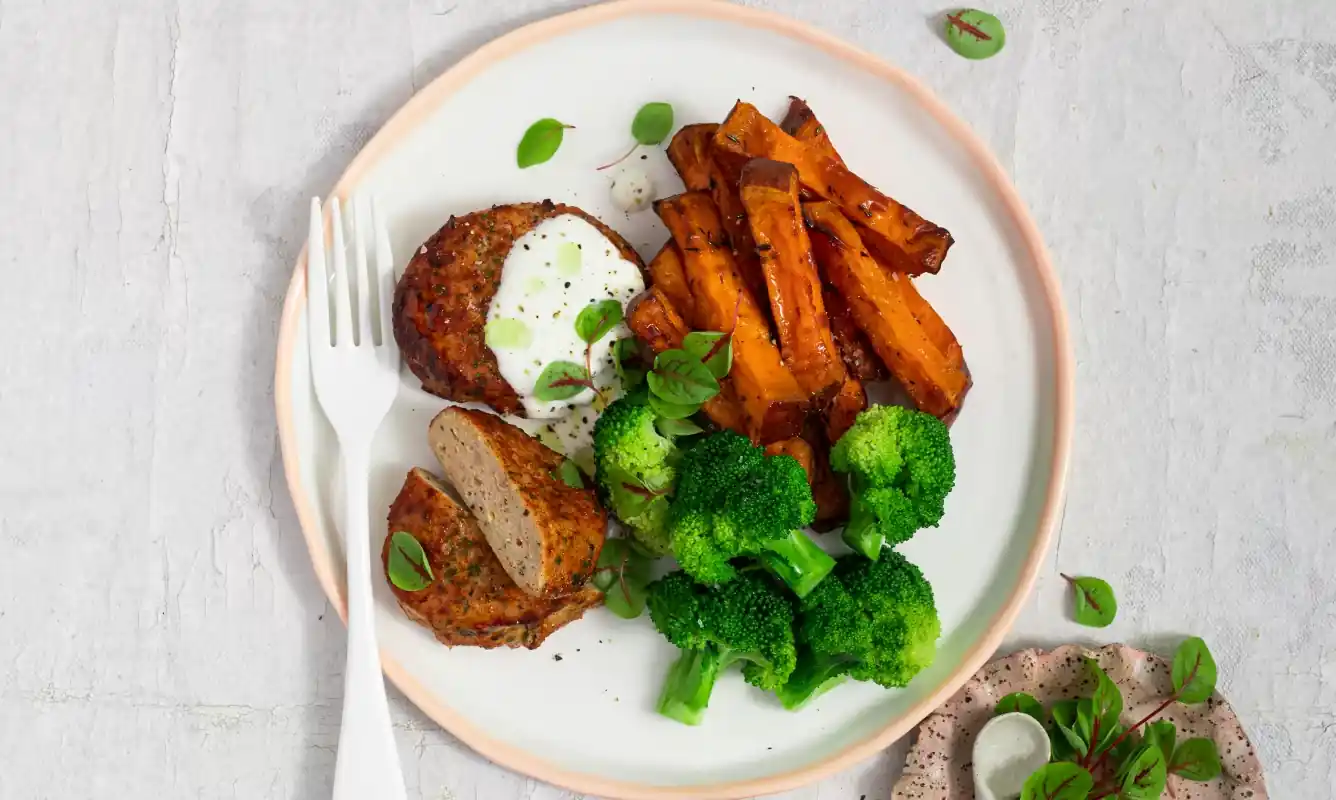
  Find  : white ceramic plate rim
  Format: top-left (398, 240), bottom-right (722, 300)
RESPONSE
top-left (273, 1), bottom-right (1075, 797)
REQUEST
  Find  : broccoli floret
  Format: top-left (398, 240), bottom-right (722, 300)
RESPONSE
top-left (647, 570), bottom-right (797, 725)
top-left (593, 398), bottom-right (678, 555)
top-left (830, 405), bottom-right (956, 559)
top-left (777, 551), bottom-right (940, 710)
top-left (669, 431), bottom-right (834, 597)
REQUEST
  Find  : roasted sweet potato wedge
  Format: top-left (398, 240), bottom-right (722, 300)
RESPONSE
top-left (780, 96), bottom-right (846, 167)
top-left (739, 158), bottom-right (846, 399)
top-left (803, 425), bottom-right (850, 531)
top-left (804, 201), bottom-right (970, 418)
top-left (764, 436), bottom-right (815, 479)
top-left (655, 192), bottom-right (809, 443)
top-left (647, 244), bottom-right (694, 321)
top-left (824, 376), bottom-right (868, 443)
top-left (715, 101), bottom-right (953, 276)
top-left (627, 286), bottom-right (746, 434)
top-left (823, 286), bottom-right (888, 383)
top-left (666, 124), bottom-right (769, 308)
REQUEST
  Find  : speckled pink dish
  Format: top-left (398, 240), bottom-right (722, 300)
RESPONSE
top-left (895, 644), bottom-right (1268, 799)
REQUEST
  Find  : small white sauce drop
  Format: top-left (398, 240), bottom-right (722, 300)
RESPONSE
top-left (610, 166), bottom-right (654, 213)
top-left (972, 712), bottom-right (1053, 800)
top-left (487, 214), bottom-right (645, 419)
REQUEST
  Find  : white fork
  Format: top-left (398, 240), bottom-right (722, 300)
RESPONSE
top-left (307, 195), bottom-right (408, 800)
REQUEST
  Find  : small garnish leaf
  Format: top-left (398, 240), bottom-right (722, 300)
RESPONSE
top-left (534, 360), bottom-right (590, 402)
top-left (648, 393), bottom-right (700, 420)
top-left (648, 349), bottom-right (720, 405)
top-left (682, 330), bottom-right (734, 379)
top-left (575, 299), bottom-right (624, 344)
top-left (1085, 657), bottom-right (1123, 733)
top-left (1075, 698), bottom-right (1096, 749)
top-left (995, 692), bottom-right (1045, 725)
top-left (1171, 637), bottom-right (1218, 704)
top-left (517, 118), bottom-right (572, 168)
top-left (554, 459), bottom-right (585, 489)
top-left (944, 9), bottom-right (1006, 60)
top-left (1144, 721), bottom-right (1177, 765)
top-left (613, 338), bottom-right (646, 391)
top-left (595, 538), bottom-right (653, 619)
top-left (1048, 699), bottom-right (1081, 762)
top-left (1019, 762), bottom-right (1093, 800)
top-left (1170, 738), bottom-right (1223, 781)
top-left (387, 531), bottom-right (433, 591)
top-left (1120, 745), bottom-right (1168, 799)
top-left (656, 416), bottom-right (704, 438)
top-left (631, 102), bottom-right (674, 145)
top-left (1062, 574), bottom-right (1118, 627)
top-left (1056, 722), bottom-right (1089, 759)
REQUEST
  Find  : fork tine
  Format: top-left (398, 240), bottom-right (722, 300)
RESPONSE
top-left (372, 196), bottom-right (395, 350)
top-left (307, 198), bottom-right (331, 349)
top-left (329, 197), bottom-right (354, 347)
top-left (352, 195), bottom-right (375, 347)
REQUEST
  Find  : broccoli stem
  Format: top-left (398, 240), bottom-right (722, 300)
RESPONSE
top-left (841, 501), bottom-right (885, 561)
top-left (776, 655), bottom-right (850, 711)
top-left (760, 530), bottom-right (836, 598)
top-left (657, 646), bottom-right (729, 725)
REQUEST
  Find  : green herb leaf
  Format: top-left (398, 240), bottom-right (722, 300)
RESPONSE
top-left (1075, 698), bottom-right (1096, 750)
top-left (1048, 699), bottom-right (1082, 762)
top-left (1019, 762), bottom-right (1093, 800)
top-left (656, 416), bottom-right (704, 438)
top-left (648, 392), bottom-right (700, 420)
top-left (534, 360), bottom-right (590, 402)
top-left (944, 9), bottom-right (1006, 60)
top-left (1062, 574), bottom-right (1118, 627)
top-left (1120, 745), bottom-right (1167, 799)
top-left (575, 299), bottom-right (624, 344)
top-left (631, 102), bottom-right (674, 145)
top-left (517, 118), bottom-right (572, 168)
top-left (386, 531), bottom-right (433, 591)
top-left (595, 538), bottom-right (653, 619)
top-left (1171, 637), bottom-right (1218, 704)
top-left (1144, 721), bottom-right (1176, 765)
top-left (995, 692), bottom-right (1045, 725)
top-left (1085, 657), bottom-right (1124, 736)
top-left (1170, 737), bottom-right (1222, 781)
top-left (613, 338), bottom-right (646, 391)
top-left (648, 349), bottom-right (720, 405)
top-left (554, 459), bottom-right (584, 489)
top-left (682, 330), bottom-right (734, 378)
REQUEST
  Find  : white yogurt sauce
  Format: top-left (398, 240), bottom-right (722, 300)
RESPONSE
top-left (486, 213), bottom-right (645, 419)
top-left (610, 166), bottom-right (654, 213)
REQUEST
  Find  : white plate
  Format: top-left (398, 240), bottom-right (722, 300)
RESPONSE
top-left (274, 2), bottom-right (1073, 797)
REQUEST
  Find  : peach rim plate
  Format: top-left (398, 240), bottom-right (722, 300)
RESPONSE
top-left (273, 1), bottom-right (1075, 797)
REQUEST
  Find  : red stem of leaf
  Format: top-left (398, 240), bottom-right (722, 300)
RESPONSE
top-left (699, 288), bottom-right (742, 366)
top-left (1080, 717), bottom-right (1104, 769)
top-left (1061, 572), bottom-right (1104, 613)
top-left (597, 142), bottom-right (639, 171)
top-left (947, 11), bottom-right (992, 41)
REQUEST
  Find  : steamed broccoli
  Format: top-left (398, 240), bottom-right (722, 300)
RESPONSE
top-left (669, 431), bottom-right (835, 597)
top-left (647, 570), bottom-right (797, 725)
top-left (830, 405), bottom-right (956, 560)
top-left (776, 551), bottom-right (941, 710)
top-left (593, 397), bottom-right (678, 555)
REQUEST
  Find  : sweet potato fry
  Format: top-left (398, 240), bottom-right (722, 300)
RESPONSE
top-left (666, 124), bottom-right (769, 308)
top-left (764, 437), bottom-right (815, 480)
top-left (715, 101), bottom-right (953, 275)
top-left (780, 96), bottom-right (846, 167)
top-left (897, 271), bottom-right (967, 376)
top-left (803, 425), bottom-right (850, 531)
top-left (654, 192), bottom-right (809, 443)
top-left (824, 376), bottom-right (868, 443)
top-left (647, 244), bottom-right (694, 321)
top-left (804, 201), bottom-right (969, 418)
top-left (823, 287), bottom-right (888, 383)
top-left (739, 158), bottom-right (846, 398)
top-left (627, 286), bottom-right (746, 433)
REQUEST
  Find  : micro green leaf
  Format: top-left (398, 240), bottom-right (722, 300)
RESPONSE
top-left (554, 459), bottom-right (585, 489)
top-left (386, 531), bottom-right (433, 591)
top-left (647, 349), bottom-right (720, 405)
top-left (517, 118), bottom-right (573, 168)
top-left (632, 101), bottom-right (674, 145)
top-left (595, 537), bottom-right (653, 619)
top-left (1062, 574), bottom-right (1118, 627)
top-left (1019, 762), bottom-right (1093, 800)
top-left (1171, 637), bottom-right (1218, 704)
top-left (682, 330), bottom-right (734, 378)
top-left (1085, 657), bottom-right (1123, 735)
top-left (648, 392), bottom-right (700, 420)
top-left (534, 360), bottom-right (591, 402)
top-left (656, 416), bottom-right (704, 438)
top-left (1120, 745), bottom-right (1167, 799)
top-left (575, 299), bottom-right (624, 344)
top-left (1143, 721), bottom-right (1176, 765)
top-left (995, 692), bottom-right (1046, 725)
top-left (1170, 737), bottom-right (1222, 781)
top-left (1048, 699), bottom-right (1082, 762)
top-left (944, 9), bottom-right (1006, 60)
top-left (613, 338), bottom-right (646, 391)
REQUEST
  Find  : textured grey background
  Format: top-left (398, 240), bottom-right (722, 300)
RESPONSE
top-left (1, 0), bottom-right (1333, 798)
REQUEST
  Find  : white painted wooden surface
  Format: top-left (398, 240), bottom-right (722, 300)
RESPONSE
top-left (1, 0), bottom-right (1332, 798)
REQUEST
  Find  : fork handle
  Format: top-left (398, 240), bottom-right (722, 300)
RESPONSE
top-left (332, 442), bottom-right (408, 800)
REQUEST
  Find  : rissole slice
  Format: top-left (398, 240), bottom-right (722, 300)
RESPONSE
top-left (654, 192), bottom-right (809, 443)
top-left (739, 158), bottom-right (846, 398)
top-left (627, 286), bottom-right (746, 434)
top-left (714, 100), bottom-right (953, 276)
top-left (666, 124), bottom-right (769, 308)
top-left (804, 201), bottom-right (970, 419)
